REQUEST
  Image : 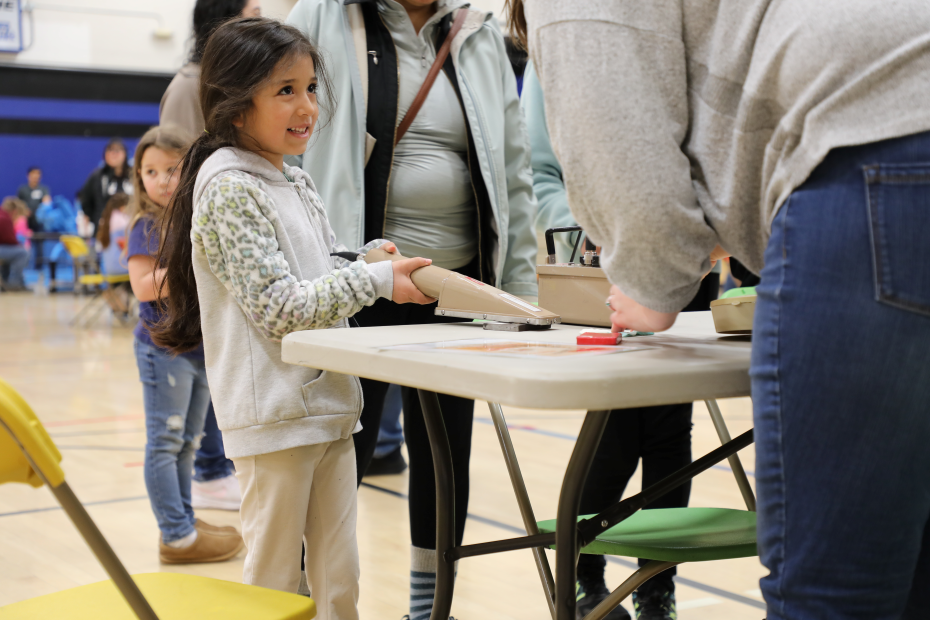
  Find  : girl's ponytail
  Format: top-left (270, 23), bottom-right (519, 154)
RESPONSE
top-left (149, 16), bottom-right (334, 354)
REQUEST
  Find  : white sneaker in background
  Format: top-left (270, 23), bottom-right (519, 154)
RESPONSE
top-left (192, 474), bottom-right (241, 511)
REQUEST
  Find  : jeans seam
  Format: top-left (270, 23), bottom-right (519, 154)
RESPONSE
top-left (771, 196), bottom-right (789, 619)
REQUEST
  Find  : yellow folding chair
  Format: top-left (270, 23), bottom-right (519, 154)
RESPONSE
top-left (0, 378), bottom-right (316, 620)
top-left (59, 235), bottom-right (134, 327)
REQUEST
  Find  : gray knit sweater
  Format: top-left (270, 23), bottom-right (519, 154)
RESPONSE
top-left (525, 0), bottom-right (930, 311)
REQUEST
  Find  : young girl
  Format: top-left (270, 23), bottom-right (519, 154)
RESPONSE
top-left (151, 17), bottom-right (433, 618)
top-left (126, 124), bottom-right (244, 564)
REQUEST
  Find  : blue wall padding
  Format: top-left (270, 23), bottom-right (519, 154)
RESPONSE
top-left (0, 96), bottom-right (161, 124)
top-left (0, 134), bottom-right (141, 208)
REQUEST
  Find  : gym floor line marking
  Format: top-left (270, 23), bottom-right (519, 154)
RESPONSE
top-left (473, 417), bottom-right (756, 477)
top-left (0, 495), bottom-right (148, 518)
top-left (360, 481), bottom-right (766, 611)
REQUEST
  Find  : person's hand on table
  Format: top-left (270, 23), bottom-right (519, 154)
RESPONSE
top-left (606, 285), bottom-right (678, 333)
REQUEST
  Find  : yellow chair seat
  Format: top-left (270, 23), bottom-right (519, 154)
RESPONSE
top-left (79, 274), bottom-right (105, 286)
top-left (1, 572), bottom-right (316, 620)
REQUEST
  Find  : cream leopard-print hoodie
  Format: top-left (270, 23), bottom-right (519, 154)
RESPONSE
top-left (191, 147), bottom-right (394, 458)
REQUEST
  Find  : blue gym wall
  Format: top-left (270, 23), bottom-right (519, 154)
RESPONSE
top-left (0, 65), bottom-right (171, 206)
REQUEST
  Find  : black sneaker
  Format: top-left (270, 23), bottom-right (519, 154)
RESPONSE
top-left (632, 579), bottom-right (677, 620)
top-left (365, 446), bottom-right (408, 476)
top-left (576, 579), bottom-right (632, 620)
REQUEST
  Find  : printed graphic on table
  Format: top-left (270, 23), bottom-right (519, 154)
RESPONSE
top-left (381, 339), bottom-right (654, 359)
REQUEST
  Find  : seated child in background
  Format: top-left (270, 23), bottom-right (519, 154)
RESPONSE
top-left (97, 192), bottom-right (131, 275)
top-left (0, 197), bottom-right (31, 291)
top-left (11, 200), bottom-right (32, 250)
top-left (96, 193), bottom-right (132, 316)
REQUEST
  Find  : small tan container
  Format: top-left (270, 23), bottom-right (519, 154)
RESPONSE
top-left (710, 295), bottom-right (757, 334)
top-left (537, 264), bottom-right (612, 327)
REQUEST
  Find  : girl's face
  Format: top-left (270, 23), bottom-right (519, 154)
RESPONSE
top-left (235, 54), bottom-right (319, 170)
top-left (139, 146), bottom-right (183, 208)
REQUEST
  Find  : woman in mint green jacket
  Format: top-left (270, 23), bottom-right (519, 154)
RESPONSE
top-left (287, 2), bottom-right (538, 618)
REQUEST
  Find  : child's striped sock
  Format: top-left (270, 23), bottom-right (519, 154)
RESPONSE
top-left (410, 546), bottom-right (437, 620)
top-left (409, 546), bottom-right (458, 620)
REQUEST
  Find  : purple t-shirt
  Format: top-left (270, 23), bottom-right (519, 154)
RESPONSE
top-left (126, 217), bottom-right (204, 359)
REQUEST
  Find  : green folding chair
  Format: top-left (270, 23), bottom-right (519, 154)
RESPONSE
top-left (538, 400), bottom-right (758, 620)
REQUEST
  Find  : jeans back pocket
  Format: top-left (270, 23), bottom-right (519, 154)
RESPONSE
top-left (864, 163), bottom-right (930, 317)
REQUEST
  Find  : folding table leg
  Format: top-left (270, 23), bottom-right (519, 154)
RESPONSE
top-left (704, 399), bottom-right (756, 511)
top-left (556, 410), bottom-right (611, 620)
top-left (487, 402), bottom-right (557, 619)
top-left (417, 389), bottom-right (456, 620)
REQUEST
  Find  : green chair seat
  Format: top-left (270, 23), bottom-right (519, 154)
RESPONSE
top-left (537, 508), bottom-right (757, 563)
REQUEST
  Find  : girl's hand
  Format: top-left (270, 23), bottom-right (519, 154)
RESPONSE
top-left (606, 284), bottom-right (678, 333)
top-left (392, 257), bottom-right (436, 304)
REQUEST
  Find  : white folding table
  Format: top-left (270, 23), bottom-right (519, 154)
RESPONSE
top-left (282, 311), bottom-right (754, 620)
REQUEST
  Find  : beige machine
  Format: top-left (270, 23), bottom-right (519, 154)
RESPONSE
top-left (537, 227), bottom-right (612, 328)
top-left (364, 248), bottom-right (560, 326)
top-left (709, 288), bottom-right (757, 334)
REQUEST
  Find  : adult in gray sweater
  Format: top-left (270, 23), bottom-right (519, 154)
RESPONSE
top-left (512, 1), bottom-right (930, 618)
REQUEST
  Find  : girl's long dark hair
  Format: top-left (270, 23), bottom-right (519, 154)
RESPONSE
top-left (150, 17), bottom-right (334, 353)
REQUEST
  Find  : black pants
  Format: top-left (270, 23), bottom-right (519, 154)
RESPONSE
top-left (577, 275), bottom-right (718, 584)
top-left (353, 260), bottom-right (479, 549)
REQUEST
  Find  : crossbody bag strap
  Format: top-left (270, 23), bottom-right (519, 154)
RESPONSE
top-left (394, 7), bottom-right (468, 146)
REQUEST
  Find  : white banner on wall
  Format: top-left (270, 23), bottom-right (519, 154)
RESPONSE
top-left (0, 0), bottom-right (23, 53)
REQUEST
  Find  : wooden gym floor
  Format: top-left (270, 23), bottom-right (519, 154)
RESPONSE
top-left (0, 291), bottom-right (766, 619)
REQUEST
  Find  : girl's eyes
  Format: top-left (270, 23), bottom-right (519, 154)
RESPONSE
top-left (278, 84), bottom-right (317, 96)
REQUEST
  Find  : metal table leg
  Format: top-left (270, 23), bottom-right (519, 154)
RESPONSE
top-left (704, 399), bottom-right (756, 511)
top-left (487, 402), bottom-right (557, 619)
top-left (555, 410), bottom-right (611, 620)
top-left (418, 390), bottom-right (456, 620)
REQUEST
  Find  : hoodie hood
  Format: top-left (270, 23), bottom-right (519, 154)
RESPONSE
top-left (193, 146), bottom-right (317, 207)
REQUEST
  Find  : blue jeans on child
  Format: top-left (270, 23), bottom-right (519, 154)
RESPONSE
top-left (194, 403), bottom-right (234, 482)
top-left (134, 339), bottom-right (211, 543)
top-left (751, 131), bottom-right (930, 619)
top-left (0, 245), bottom-right (29, 287)
top-left (374, 383), bottom-right (405, 459)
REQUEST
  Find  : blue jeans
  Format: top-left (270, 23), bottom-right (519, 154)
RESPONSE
top-left (751, 131), bottom-right (930, 619)
top-left (374, 383), bottom-right (405, 459)
top-left (134, 339), bottom-right (211, 542)
top-left (193, 402), bottom-right (235, 482)
top-left (0, 245), bottom-right (29, 287)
